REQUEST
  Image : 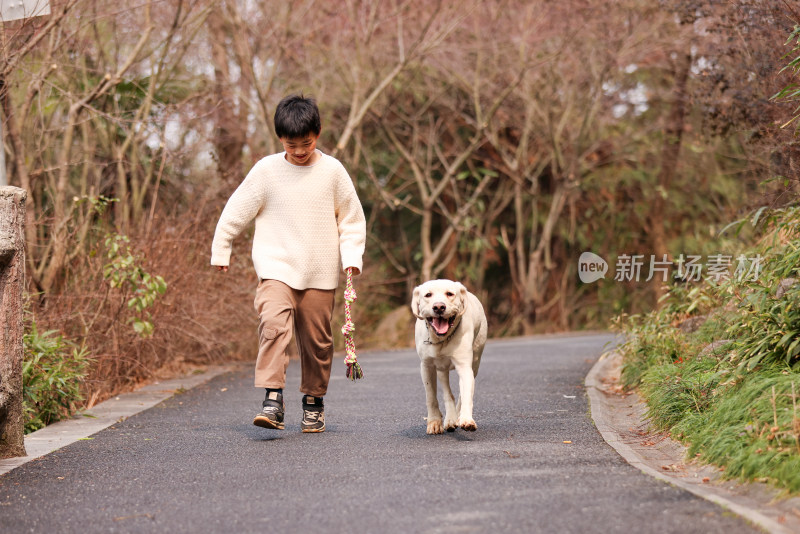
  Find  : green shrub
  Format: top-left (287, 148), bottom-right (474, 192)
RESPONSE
top-left (23, 319), bottom-right (92, 433)
top-left (729, 284), bottom-right (800, 370)
top-left (771, 24), bottom-right (800, 131)
top-left (722, 217), bottom-right (800, 371)
top-left (103, 233), bottom-right (167, 337)
top-left (692, 310), bottom-right (737, 345)
top-left (615, 309), bottom-right (689, 390)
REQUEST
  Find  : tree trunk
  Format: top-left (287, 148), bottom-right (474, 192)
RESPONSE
top-left (209, 9), bottom-right (245, 185)
top-left (519, 183), bottom-right (568, 335)
top-left (649, 51), bottom-right (691, 301)
top-left (0, 186), bottom-right (27, 458)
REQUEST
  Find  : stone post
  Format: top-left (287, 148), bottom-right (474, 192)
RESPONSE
top-left (0, 186), bottom-right (27, 458)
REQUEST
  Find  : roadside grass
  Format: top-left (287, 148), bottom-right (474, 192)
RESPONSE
top-left (683, 369), bottom-right (800, 493)
top-left (614, 205), bottom-right (800, 494)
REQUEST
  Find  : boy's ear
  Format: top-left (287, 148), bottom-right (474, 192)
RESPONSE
top-left (411, 286), bottom-right (424, 319)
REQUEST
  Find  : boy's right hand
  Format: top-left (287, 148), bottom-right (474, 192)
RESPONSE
top-left (216, 266), bottom-right (229, 272)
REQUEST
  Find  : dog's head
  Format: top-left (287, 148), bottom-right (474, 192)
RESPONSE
top-left (411, 279), bottom-right (468, 338)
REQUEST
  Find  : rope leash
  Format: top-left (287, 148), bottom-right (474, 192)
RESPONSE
top-left (342, 267), bottom-right (363, 380)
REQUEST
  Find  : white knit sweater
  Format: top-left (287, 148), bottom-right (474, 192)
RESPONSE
top-left (210, 150), bottom-right (366, 290)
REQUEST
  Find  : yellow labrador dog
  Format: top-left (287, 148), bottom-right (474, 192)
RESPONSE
top-left (411, 280), bottom-right (488, 434)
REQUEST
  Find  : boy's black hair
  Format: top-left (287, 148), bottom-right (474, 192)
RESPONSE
top-left (274, 94), bottom-right (321, 139)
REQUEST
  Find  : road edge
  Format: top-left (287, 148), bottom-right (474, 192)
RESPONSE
top-left (0, 365), bottom-right (233, 477)
top-left (585, 351), bottom-right (793, 534)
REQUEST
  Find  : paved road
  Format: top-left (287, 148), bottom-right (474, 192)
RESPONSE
top-left (0, 333), bottom-right (758, 533)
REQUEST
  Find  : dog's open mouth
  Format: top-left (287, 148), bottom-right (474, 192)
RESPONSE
top-left (427, 315), bottom-right (455, 336)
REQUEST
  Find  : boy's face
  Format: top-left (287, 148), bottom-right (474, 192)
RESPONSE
top-left (280, 133), bottom-right (320, 166)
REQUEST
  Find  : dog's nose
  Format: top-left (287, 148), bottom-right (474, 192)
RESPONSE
top-left (432, 302), bottom-right (446, 315)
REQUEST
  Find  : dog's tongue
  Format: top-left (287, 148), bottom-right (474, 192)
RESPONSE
top-left (432, 317), bottom-right (449, 335)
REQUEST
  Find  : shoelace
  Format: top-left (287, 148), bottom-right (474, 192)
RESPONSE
top-left (303, 410), bottom-right (322, 423)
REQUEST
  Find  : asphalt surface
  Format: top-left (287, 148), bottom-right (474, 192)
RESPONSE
top-left (0, 333), bottom-right (760, 533)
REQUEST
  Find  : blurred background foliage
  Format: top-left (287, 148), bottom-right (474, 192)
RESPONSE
top-left (1, 0), bottom-right (797, 403)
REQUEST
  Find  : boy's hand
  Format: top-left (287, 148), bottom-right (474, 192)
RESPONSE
top-left (216, 266), bottom-right (228, 273)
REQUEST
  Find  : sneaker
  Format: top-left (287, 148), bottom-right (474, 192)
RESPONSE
top-left (301, 395), bottom-right (325, 433)
top-left (253, 391), bottom-right (284, 430)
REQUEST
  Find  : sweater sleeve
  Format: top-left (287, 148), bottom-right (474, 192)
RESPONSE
top-left (210, 166), bottom-right (265, 267)
top-left (334, 165), bottom-right (366, 274)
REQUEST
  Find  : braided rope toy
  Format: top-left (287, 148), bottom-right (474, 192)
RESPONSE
top-left (342, 267), bottom-right (363, 380)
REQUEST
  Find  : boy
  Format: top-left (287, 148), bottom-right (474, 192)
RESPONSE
top-left (211, 94), bottom-right (366, 433)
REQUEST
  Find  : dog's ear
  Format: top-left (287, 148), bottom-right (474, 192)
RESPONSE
top-left (411, 286), bottom-right (424, 319)
top-left (456, 283), bottom-right (468, 317)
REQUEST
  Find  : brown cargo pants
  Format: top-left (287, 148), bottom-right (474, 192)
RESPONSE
top-left (253, 279), bottom-right (335, 397)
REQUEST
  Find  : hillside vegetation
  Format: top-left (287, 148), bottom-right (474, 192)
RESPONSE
top-left (615, 206), bottom-right (800, 492)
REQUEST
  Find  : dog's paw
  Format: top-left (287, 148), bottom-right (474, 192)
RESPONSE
top-left (426, 419), bottom-right (444, 434)
top-left (458, 418), bottom-right (477, 431)
top-left (443, 416), bottom-right (458, 432)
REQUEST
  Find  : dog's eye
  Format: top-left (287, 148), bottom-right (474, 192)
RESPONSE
top-left (445, 291), bottom-right (454, 297)
top-left (424, 292), bottom-right (432, 298)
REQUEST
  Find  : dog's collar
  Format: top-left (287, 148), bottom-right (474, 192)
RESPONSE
top-left (424, 315), bottom-right (462, 345)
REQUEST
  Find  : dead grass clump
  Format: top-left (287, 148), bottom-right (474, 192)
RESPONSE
top-left (32, 206), bottom-right (258, 406)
